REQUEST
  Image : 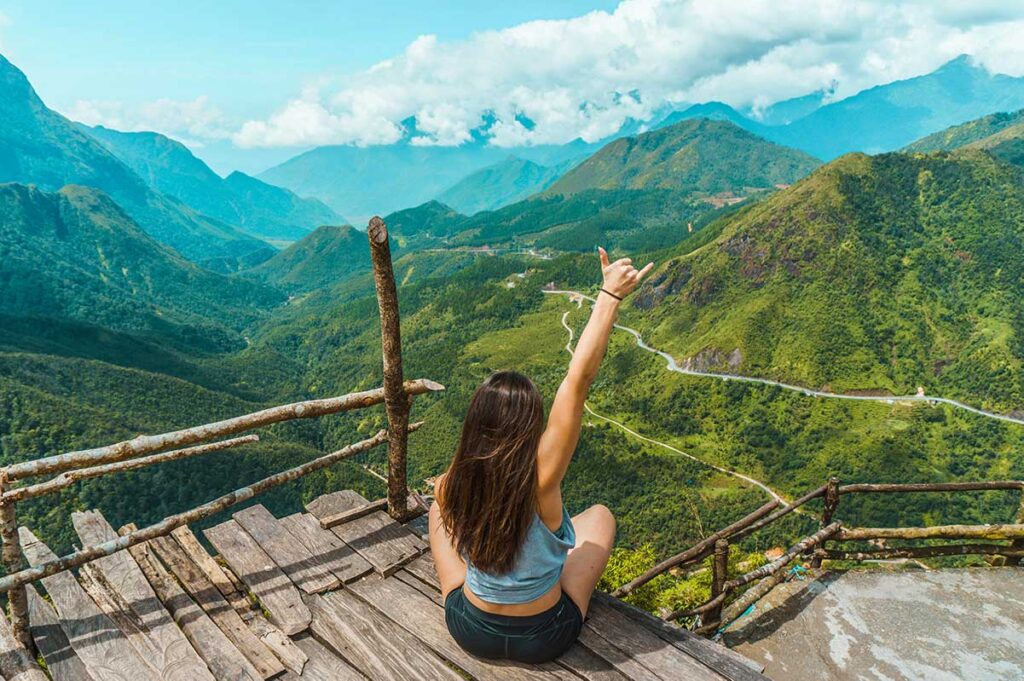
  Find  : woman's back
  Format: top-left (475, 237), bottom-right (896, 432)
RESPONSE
top-left (465, 508), bottom-right (576, 604)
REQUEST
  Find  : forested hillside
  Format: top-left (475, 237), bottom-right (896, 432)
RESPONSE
top-left (0, 55), bottom-right (269, 262)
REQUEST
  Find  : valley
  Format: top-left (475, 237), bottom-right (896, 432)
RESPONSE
top-left (2, 50), bottom-right (1024, 614)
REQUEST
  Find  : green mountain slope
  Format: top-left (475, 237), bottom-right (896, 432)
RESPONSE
top-left (0, 54), bottom-right (268, 261)
top-left (634, 150), bottom-right (1024, 411)
top-left (904, 109), bottom-right (1024, 153)
top-left (547, 118), bottom-right (819, 198)
top-left (249, 224), bottom-right (369, 292)
top-left (0, 183), bottom-right (282, 348)
top-left (436, 157), bottom-right (571, 215)
top-left (84, 124), bottom-right (344, 241)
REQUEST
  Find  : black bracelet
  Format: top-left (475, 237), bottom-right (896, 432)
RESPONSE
top-left (600, 288), bottom-right (623, 301)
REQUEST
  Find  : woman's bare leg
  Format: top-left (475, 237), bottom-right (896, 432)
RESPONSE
top-left (560, 504), bottom-right (616, 618)
top-left (429, 501), bottom-right (467, 599)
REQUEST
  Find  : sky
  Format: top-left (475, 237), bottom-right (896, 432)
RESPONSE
top-left (3, 0), bottom-right (1024, 174)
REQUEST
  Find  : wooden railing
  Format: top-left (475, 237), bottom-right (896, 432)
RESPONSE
top-left (0, 218), bottom-right (442, 650)
top-left (613, 478), bottom-right (1024, 635)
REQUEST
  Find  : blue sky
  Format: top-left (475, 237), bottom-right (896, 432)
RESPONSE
top-left (2, 1), bottom-right (1023, 174)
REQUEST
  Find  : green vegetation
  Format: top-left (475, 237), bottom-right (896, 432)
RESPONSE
top-left (904, 109), bottom-right (1024, 153)
top-left (0, 55), bottom-right (269, 261)
top-left (437, 157), bottom-right (572, 215)
top-left (546, 118), bottom-right (819, 198)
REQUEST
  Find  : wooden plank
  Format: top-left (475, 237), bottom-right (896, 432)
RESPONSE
top-left (18, 526), bottom-right (161, 681)
top-left (170, 525), bottom-right (252, 615)
top-left (127, 540), bottom-right (264, 681)
top-left (247, 612), bottom-right (307, 675)
top-left (278, 513), bottom-right (373, 584)
top-left (0, 608), bottom-right (48, 681)
top-left (555, 643), bottom-right (632, 681)
top-left (72, 510), bottom-right (215, 681)
top-left (585, 597), bottom-right (728, 681)
top-left (348, 572), bottom-right (576, 680)
top-left (279, 635), bottom-right (365, 681)
top-left (148, 534), bottom-right (284, 679)
top-left (318, 497), bottom-right (388, 528)
top-left (205, 519), bottom-right (311, 635)
top-left (576, 626), bottom-right (661, 681)
top-left (402, 552), bottom-right (442, 590)
top-left (591, 592), bottom-right (768, 680)
top-left (306, 590), bottom-right (462, 681)
top-left (306, 490), bottom-right (425, 576)
top-left (25, 586), bottom-right (95, 681)
top-left (233, 505), bottom-right (339, 594)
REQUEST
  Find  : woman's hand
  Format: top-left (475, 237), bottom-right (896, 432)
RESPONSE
top-left (598, 247), bottom-right (654, 300)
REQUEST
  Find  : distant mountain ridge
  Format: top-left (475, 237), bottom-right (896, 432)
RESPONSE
top-left (0, 54), bottom-right (269, 262)
top-left (436, 157), bottom-right (573, 215)
top-left (83, 125), bottom-right (345, 242)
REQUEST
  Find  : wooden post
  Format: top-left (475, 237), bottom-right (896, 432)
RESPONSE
top-left (705, 539), bottom-right (729, 629)
top-left (0, 470), bottom-right (31, 650)
top-left (1008, 488), bottom-right (1024, 566)
top-left (811, 476), bottom-right (839, 568)
top-left (368, 216), bottom-right (411, 521)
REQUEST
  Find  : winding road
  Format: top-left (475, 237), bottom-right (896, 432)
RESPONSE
top-left (545, 289), bottom-right (1024, 427)
top-left (557, 307), bottom-right (788, 503)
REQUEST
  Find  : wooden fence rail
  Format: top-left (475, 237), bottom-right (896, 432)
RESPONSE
top-left (0, 217), bottom-right (443, 653)
top-left (644, 477), bottom-right (1024, 636)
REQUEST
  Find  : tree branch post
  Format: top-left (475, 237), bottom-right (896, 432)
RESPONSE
top-left (704, 539), bottom-right (730, 631)
top-left (0, 470), bottom-right (31, 651)
top-left (1008, 489), bottom-right (1024, 566)
top-left (811, 476), bottom-right (839, 568)
top-left (368, 216), bottom-right (411, 521)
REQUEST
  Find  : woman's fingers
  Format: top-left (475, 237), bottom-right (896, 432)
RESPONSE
top-left (637, 262), bottom-right (655, 280)
top-left (598, 246), bottom-right (610, 268)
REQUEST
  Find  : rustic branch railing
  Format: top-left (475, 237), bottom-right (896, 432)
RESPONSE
top-left (620, 478), bottom-right (1024, 637)
top-left (0, 217), bottom-right (442, 651)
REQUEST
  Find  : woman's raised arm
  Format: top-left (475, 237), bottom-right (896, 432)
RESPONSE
top-left (537, 248), bottom-right (653, 496)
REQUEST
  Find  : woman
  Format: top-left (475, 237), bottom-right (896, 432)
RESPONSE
top-left (430, 247), bottom-right (654, 663)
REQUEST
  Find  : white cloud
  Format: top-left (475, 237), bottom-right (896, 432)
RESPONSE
top-left (232, 0), bottom-right (1024, 149)
top-left (67, 96), bottom-right (231, 146)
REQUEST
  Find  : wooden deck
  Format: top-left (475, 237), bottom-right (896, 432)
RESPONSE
top-left (4, 491), bottom-right (768, 680)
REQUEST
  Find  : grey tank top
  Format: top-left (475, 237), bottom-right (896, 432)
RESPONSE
top-left (464, 507), bottom-right (576, 604)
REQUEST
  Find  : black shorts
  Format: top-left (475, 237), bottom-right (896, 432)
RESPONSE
top-left (444, 586), bottom-right (584, 664)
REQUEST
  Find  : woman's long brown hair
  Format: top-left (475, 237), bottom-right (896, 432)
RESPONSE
top-left (439, 371), bottom-right (545, 574)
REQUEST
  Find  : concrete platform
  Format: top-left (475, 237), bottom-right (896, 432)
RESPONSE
top-left (723, 567), bottom-right (1024, 681)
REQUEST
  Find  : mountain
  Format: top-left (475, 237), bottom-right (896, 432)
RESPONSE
top-left (654, 102), bottom-right (767, 136)
top-left (904, 110), bottom-right (1024, 153)
top-left (546, 118), bottom-right (820, 198)
top-left (0, 182), bottom-right (281, 349)
top-left (633, 149), bottom-right (1024, 411)
top-left (0, 54), bottom-right (269, 262)
top-left (82, 125), bottom-right (344, 242)
top-left (768, 56), bottom-right (1024, 160)
top-left (249, 224), bottom-right (369, 292)
top-left (436, 157), bottom-right (572, 215)
top-left (748, 88), bottom-right (831, 126)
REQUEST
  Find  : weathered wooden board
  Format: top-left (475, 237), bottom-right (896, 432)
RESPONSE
top-left (305, 590), bottom-right (462, 681)
top-left (72, 510), bottom-right (214, 681)
top-left (306, 491), bottom-right (424, 575)
top-left (18, 526), bottom-right (161, 681)
top-left (555, 643), bottom-right (633, 681)
top-left (585, 597), bottom-right (728, 681)
top-left (148, 534), bottom-right (283, 679)
top-left (232, 505), bottom-right (339, 594)
top-left (576, 626), bottom-right (660, 681)
top-left (0, 606), bottom-right (48, 681)
top-left (127, 540), bottom-right (264, 681)
top-left (279, 635), bottom-right (364, 681)
top-left (590, 592), bottom-right (768, 681)
top-left (348, 572), bottom-right (577, 681)
top-left (247, 612), bottom-right (307, 675)
top-left (278, 512), bottom-right (372, 583)
top-left (26, 585), bottom-right (95, 681)
top-left (402, 551), bottom-right (442, 590)
top-left (205, 520), bottom-right (311, 635)
top-left (170, 525), bottom-right (251, 615)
